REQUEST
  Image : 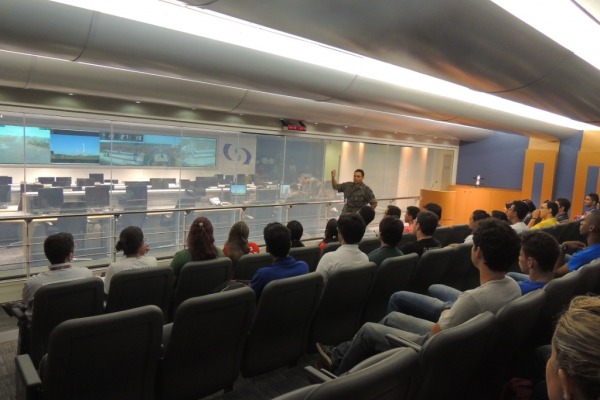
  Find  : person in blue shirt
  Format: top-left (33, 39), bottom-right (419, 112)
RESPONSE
top-left (554, 209), bottom-right (600, 277)
top-left (249, 222), bottom-right (309, 300)
top-left (515, 230), bottom-right (559, 294)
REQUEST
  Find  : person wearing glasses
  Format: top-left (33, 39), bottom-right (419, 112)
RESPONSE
top-left (104, 225), bottom-right (157, 294)
top-left (528, 200), bottom-right (559, 230)
top-left (506, 200), bottom-right (530, 234)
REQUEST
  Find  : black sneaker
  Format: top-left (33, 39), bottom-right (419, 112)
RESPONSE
top-left (316, 342), bottom-right (335, 371)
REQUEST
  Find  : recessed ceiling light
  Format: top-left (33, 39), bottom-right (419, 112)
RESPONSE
top-left (68, 93), bottom-right (74, 96)
top-left (135, 100), bottom-right (141, 104)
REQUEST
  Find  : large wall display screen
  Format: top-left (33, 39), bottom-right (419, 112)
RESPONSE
top-left (50, 130), bottom-right (100, 164)
top-left (0, 125), bottom-right (50, 164)
top-left (180, 137), bottom-right (217, 167)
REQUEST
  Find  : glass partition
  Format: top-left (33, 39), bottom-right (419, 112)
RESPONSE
top-left (0, 109), bottom-right (456, 280)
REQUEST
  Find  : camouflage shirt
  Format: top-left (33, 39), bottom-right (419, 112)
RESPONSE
top-left (335, 182), bottom-right (376, 213)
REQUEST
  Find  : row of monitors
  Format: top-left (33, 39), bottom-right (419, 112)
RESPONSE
top-left (22, 185), bottom-right (149, 210)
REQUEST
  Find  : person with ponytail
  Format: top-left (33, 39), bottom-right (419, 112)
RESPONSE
top-left (104, 226), bottom-right (157, 294)
top-left (170, 216), bottom-right (224, 282)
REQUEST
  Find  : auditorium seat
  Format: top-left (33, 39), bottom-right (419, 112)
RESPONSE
top-left (233, 252), bottom-right (274, 281)
top-left (241, 273), bottom-right (323, 377)
top-left (272, 347), bottom-right (418, 400)
top-left (156, 288), bottom-right (255, 400)
top-left (16, 305), bottom-right (163, 400)
top-left (15, 277), bottom-right (104, 367)
top-left (169, 258), bottom-right (231, 320)
top-left (361, 254), bottom-right (418, 324)
top-left (407, 247), bottom-right (455, 294)
top-left (321, 242), bottom-right (341, 256)
top-left (104, 267), bottom-right (173, 318)
top-left (289, 246), bottom-right (322, 272)
top-left (358, 237), bottom-right (380, 255)
top-left (446, 243), bottom-right (478, 291)
top-left (308, 262), bottom-right (376, 351)
top-left (386, 311), bottom-right (496, 399)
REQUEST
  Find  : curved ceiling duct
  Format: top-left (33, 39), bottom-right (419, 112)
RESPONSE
top-left (202, 0), bottom-right (600, 124)
top-left (0, 0), bottom-right (587, 143)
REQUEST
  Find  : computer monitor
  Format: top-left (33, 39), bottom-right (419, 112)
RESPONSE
top-left (125, 184), bottom-right (148, 206)
top-left (89, 173), bottom-right (104, 183)
top-left (256, 189), bottom-right (278, 202)
top-left (38, 177), bottom-right (55, 184)
top-left (37, 187), bottom-right (64, 209)
top-left (149, 178), bottom-right (169, 189)
top-left (230, 184), bottom-right (247, 196)
top-left (105, 179), bottom-right (119, 184)
top-left (0, 185), bottom-right (11, 205)
top-left (180, 179), bottom-right (192, 189)
top-left (55, 177), bottom-right (72, 186)
top-left (164, 178), bottom-right (177, 184)
top-left (0, 176), bottom-right (13, 185)
top-left (76, 178), bottom-right (96, 187)
top-left (85, 186), bottom-right (110, 209)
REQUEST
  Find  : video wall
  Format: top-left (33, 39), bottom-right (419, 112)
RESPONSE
top-left (0, 125), bottom-right (217, 167)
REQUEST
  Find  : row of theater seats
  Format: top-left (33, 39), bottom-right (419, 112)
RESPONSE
top-left (16, 260), bottom-right (600, 400)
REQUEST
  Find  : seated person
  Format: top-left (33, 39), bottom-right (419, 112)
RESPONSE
top-left (403, 206), bottom-right (419, 233)
top-left (463, 210), bottom-right (490, 244)
top-left (554, 209), bottom-right (600, 277)
top-left (170, 217), bottom-right (225, 282)
top-left (223, 220), bottom-right (259, 267)
top-left (399, 211), bottom-right (441, 257)
top-left (506, 200), bottom-right (530, 234)
top-left (491, 210), bottom-right (509, 223)
top-left (22, 232), bottom-right (93, 315)
top-left (105, 226), bottom-right (157, 293)
top-left (318, 219), bottom-right (521, 374)
top-left (368, 217), bottom-right (404, 267)
top-left (249, 222), bottom-right (308, 300)
top-left (554, 197), bottom-right (571, 223)
top-left (316, 213), bottom-right (368, 285)
top-left (424, 202), bottom-right (442, 222)
top-left (507, 230), bottom-right (559, 293)
top-left (384, 205), bottom-right (401, 220)
top-left (287, 220), bottom-right (305, 248)
top-left (358, 205), bottom-right (377, 238)
top-left (319, 218), bottom-right (338, 254)
top-left (528, 200), bottom-right (559, 230)
top-left (546, 296), bottom-right (600, 400)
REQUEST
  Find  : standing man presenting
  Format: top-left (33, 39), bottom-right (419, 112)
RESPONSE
top-left (331, 169), bottom-right (377, 213)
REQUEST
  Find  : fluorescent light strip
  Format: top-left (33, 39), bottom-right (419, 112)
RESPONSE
top-left (50, 0), bottom-right (598, 131)
top-left (491, 0), bottom-right (600, 72)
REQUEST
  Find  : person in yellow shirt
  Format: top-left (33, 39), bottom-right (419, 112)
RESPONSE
top-left (528, 200), bottom-right (559, 230)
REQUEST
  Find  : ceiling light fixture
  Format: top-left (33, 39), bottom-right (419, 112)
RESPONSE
top-left (50, 0), bottom-right (598, 131)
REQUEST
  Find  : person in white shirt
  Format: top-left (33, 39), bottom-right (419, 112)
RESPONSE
top-left (104, 226), bottom-right (157, 294)
top-left (506, 200), bottom-right (529, 234)
top-left (316, 213), bottom-right (368, 285)
top-left (22, 232), bottom-right (93, 314)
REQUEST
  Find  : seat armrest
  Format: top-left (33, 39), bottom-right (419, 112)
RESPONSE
top-left (385, 334), bottom-right (422, 352)
top-left (15, 354), bottom-right (42, 400)
top-left (304, 365), bottom-right (336, 382)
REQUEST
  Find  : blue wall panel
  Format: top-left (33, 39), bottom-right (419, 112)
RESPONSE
top-left (531, 162), bottom-right (545, 206)
top-left (554, 132), bottom-right (583, 199)
top-left (457, 132), bottom-right (529, 189)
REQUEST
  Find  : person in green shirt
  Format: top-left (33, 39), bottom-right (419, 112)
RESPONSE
top-left (170, 216), bottom-right (225, 284)
top-left (368, 217), bottom-right (404, 266)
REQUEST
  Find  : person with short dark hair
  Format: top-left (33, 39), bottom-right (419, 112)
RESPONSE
top-left (554, 209), bottom-right (600, 277)
top-left (404, 206), bottom-right (419, 233)
top-left (319, 218), bottom-right (339, 254)
top-left (506, 200), bottom-right (529, 233)
top-left (491, 210), bottom-right (509, 223)
top-left (368, 217), bottom-right (404, 266)
top-left (554, 197), bottom-right (571, 223)
top-left (249, 222), bottom-right (308, 300)
top-left (399, 211), bottom-right (441, 257)
top-left (287, 220), bottom-right (305, 248)
top-left (424, 203), bottom-right (442, 220)
top-left (330, 169), bottom-right (377, 213)
top-left (105, 226), bottom-right (158, 293)
top-left (320, 219), bottom-right (521, 374)
top-left (316, 213), bottom-right (368, 285)
top-left (358, 205), bottom-right (377, 238)
top-left (508, 230), bottom-right (559, 294)
top-left (529, 200), bottom-right (559, 230)
top-left (463, 210), bottom-right (490, 244)
top-left (384, 205), bottom-right (401, 220)
top-left (583, 192), bottom-right (599, 214)
top-left (22, 232), bottom-right (93, 313)
top-left (522, 199), bottom-right (537, 225)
